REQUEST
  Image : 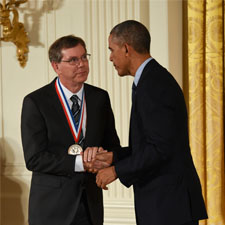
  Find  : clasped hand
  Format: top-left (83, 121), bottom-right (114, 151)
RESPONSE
top-left (82, 147), bottom-right (117, 190)
top-left (82, 147), bottom-right (111, 172)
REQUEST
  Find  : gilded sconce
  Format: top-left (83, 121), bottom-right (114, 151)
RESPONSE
top-left (0, 0), bottom-right (29, 67)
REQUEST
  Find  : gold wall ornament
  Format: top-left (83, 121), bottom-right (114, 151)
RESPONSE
top-left (0, 0), bottom-right (29, 68)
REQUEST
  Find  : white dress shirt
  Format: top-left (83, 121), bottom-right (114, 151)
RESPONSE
top-left (60, 80), bottom-right (86, 172)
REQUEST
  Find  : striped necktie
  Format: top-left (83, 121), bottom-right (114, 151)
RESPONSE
top-left (70, 95), bottom-right (84, 146)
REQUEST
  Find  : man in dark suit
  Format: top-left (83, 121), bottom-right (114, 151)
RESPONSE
top-left (21, 35), bottom-right (120, 225)
top-left (92, 20), bottom-right (208, 225)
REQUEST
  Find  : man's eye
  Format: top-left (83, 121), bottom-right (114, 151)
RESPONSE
top-left (70, 58), bottom-right (78, 62)
top-left (82, 55), bottom-right (87, 60)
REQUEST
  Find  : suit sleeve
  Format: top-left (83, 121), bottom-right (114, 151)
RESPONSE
top-left (21, 95), bottom-right (75, 176)
top-left (115, 79), bottom-right (185, 187)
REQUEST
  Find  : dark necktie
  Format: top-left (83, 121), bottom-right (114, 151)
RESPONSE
top-left (132, 82), bottom-right (137, 102)
top-left (70, 95), bottom-right (84, 146)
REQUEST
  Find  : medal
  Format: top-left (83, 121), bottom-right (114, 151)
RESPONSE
top-left (68, 144), bottom-right (83, 155)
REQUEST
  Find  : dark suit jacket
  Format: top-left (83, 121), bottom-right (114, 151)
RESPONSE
top-left (21, 78), bottom-right (120, 225)
top-left (114, 59), bottom-right (208, 225)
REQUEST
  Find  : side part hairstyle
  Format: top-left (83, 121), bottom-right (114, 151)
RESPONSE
top-left (48, 35), bottom-right (87, 63)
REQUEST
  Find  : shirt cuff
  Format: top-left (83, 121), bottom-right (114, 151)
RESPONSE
top-left (75, 155), bottom-right (85, 172)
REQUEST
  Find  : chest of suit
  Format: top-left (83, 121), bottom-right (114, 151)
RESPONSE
top-left (34, 85), bottom-right (110, 155)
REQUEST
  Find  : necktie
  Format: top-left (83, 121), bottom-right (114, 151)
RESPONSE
top-left (132, 82), bottom-right (137, 102)
top-left (70, 95), bottom-right (84, 146)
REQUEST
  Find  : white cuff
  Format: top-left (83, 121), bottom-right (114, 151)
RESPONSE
top-left (75, 155), bottom-right (85, 172)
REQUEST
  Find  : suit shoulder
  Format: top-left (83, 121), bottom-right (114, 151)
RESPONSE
top-left (84, 83), bottom-right (109, 96)
top-left (145, 59), bottom-right (182, 91)
top-left (146, 59), bottom-right (174, 80)
top-left (141, 60), bottom-right (185, 104)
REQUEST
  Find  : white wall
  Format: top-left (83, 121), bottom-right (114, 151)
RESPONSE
top-left (0, 0), bottom-right (183, 224)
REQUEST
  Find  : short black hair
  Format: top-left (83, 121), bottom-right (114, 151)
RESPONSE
top-left (48, 35), bottom-right (87, 63)
top-left (110, 20), bottom-right (151, 54)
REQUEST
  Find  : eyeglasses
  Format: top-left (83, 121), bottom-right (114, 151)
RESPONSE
top-left (61, 53), bottom-right (91, 65)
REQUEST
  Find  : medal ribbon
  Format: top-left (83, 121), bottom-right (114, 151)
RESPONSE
top-left (55, 78), bottom-right (85, 143)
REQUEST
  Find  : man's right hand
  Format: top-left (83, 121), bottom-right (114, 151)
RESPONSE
top-left (83, 147), bottom-right (107, 163)
top-left (94, 152), bottom-right (113, 168)
top-left (83, 150), bottom-right (114, 173)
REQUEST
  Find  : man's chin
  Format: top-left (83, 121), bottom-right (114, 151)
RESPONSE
top-left (117, 71), bottom-right (129, 77)
top-left (114, 67), bottom-right (129, 77)
top-left (77, 75), bottom-right (88, 82)
top-left (116, 69), bottom-right (124, 77)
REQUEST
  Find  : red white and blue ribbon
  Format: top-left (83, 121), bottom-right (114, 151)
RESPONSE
top-left (55, 78), bottom-right (85, 143)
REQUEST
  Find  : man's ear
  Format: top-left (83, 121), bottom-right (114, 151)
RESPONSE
top-left (51, 62), bottom-right (59, 73)
top-left (124, 43), bottom-right (132, 56)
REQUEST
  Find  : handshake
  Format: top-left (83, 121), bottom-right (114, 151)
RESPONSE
top-left (81, 147), bottom-right (117, 190)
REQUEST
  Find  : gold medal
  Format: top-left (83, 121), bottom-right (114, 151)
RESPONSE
top-left (68, 144), bottom-right (83, 155)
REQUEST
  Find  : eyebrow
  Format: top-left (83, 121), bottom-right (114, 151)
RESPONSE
top-left (65, 53), bottom-right (86, 59)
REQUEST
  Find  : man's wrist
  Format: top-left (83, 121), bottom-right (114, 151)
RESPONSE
top-left (112, 166), bottom-right (117, 179)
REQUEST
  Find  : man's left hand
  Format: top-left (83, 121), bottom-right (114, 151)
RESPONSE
top-left (96, 166), bottom-right (117, 190)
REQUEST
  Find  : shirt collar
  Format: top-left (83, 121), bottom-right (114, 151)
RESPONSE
top-left (59, 79), bottom-right (84, 102)
top-left (134, 57), bottom-right (152, 86)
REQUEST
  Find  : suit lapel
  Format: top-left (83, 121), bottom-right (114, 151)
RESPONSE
top-left (48, 78), bottom-right (75, 142)
top-left (136, 59), bottom-right (155, 90)
top-left (129, 59), bottom-right (155, 146)
top-left (130, 59), bottom-right (155, 112)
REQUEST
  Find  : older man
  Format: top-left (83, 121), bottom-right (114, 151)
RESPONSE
top-left (21, 35), bottom-right (120, 225)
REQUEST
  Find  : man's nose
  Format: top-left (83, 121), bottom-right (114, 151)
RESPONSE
top-left (109, 54), bottom-right (113, 62)
top-left (77, 59), bottom-right (85, 67)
